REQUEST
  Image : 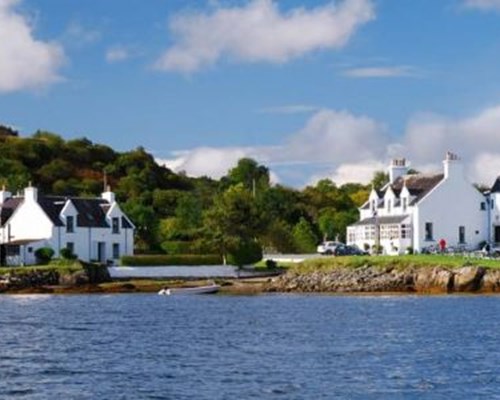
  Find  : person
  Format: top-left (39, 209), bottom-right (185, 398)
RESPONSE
top-left (439, 238), bottom-right (446, 253)
top-left (482, 242), bottom-right (491, 256)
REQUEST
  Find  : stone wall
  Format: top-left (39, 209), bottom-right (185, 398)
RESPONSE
top-left (266, 265), bottom-right (500, 294)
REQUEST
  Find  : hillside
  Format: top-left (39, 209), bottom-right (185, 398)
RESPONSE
top-left (0, 130), bottom-right (370, 257)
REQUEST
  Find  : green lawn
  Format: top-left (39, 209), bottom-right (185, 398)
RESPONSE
top-left (291, 254), bottom-right (500, 273)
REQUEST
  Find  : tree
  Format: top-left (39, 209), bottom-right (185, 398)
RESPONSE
top-left (203, 184), bottom-right (262, 264)
top-left (292, 218), bottom-right (319, 253)
top-left (226, 158), bottom-right (270, 195)
top-left (371, 171), bottom-right (389, 190)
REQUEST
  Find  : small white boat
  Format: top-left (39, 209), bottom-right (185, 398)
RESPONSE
top-left (158, 283), bottom-right (220, 296)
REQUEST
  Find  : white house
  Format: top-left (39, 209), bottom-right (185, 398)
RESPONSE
top-left (347, 153), bottom-right (487, 254)
top-left (0, 185), bottom-right (134, 265)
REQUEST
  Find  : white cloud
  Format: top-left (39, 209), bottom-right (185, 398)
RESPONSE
top-left (343, 65), bottom-right (419, 78)
top-left (106, 46), bottom-right (130, 63)
top-left (159, 146), bottom-right (259, 179)
top-left (323, 160), bottom-right (385, 185)
top-left (157, 109), bottom-right (389, 186)
top-left (402, 105), bottom-right (500, 185)
top-left (283, 109), bottom-right (388, 164)
top-left (158, 104), bottom-right (500, 187)
top-left (0, 0), bottom-right (65, 92)
top-left (463, 0), bottom-right (500, 10)
top-left (155, 0), bottom-right (375, 72)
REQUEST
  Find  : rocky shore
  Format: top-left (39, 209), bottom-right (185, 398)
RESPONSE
top-left (266, 265), bottom-right (500, 294)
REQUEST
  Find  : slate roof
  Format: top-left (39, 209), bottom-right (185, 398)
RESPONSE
top-left (0, 197), bottom-right (23, 225)
top-left (1, 194), bottom-right (134, 230)
top-left (38, 196), bottom-right (66, 226)
top-left (391, 173), bottom-right (444, 205)
top-left (351, 215), bottom-right (410, 226)
top-left (491, 176), bottom-right (500, 193)
top-left (71, 198), bottom-right (109, 228)
top-left (361, 173), bottom-right (444, 209)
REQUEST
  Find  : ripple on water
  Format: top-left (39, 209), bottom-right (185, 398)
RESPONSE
top-left (0, 294), bottom-right (499, 399)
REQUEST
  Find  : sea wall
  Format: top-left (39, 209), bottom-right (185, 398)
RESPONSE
top-left (266, 265), bottom-right (500, 294)
top-left (0, 263), bottom-right (110, 292)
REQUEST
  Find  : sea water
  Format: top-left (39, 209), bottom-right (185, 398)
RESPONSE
top-left (0, 294), bottom-right (499, 399)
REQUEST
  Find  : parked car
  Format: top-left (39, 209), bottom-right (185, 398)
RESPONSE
top-left (339, 245), bottom-right (369, 256)
top-left (317, 241), bottom-right (344, 255)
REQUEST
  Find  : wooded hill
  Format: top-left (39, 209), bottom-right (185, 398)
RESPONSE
top-left (0, 128), bottom-right (378, 258)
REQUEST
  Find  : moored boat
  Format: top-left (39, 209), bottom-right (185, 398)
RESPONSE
top-left (158, 283), bottom-right (220, 296)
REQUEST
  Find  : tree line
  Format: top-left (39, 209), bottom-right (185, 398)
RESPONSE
top-left (0, 128), bottom-right (385, 260)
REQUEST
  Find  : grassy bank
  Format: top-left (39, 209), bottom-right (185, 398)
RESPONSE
top-left (291, 254), bottom-right (500, 274)
top-left (0, 260), bottom-right (84, 275)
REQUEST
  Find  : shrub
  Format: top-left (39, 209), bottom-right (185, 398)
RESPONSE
top-left (265, 259), bottom-right (278, 269)
top-left (121, 254), bottom-right (223, 266)
top-left (60, 247), bottom-right (77, 260)
top-left (406, 246), bottom-right (414, 255)
top-left (35, 247), bottom-right (55, 264)
top-left (227, 240), bottom-right (263, 267)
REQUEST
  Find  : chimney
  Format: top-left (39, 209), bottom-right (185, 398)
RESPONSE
top-left (443, 152), bottom-right (462, 179)
top-left (388, 158), bottom-right (408, 184)
top-left (24, 184), bottom-right (38, 202)
top-left (0, 185), bottom-right (11, 204)
top-left (101, 185), bottom-right (115, 204)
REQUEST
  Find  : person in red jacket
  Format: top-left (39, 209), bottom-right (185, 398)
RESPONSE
top-left (439, 238), bottom-right (446, 253)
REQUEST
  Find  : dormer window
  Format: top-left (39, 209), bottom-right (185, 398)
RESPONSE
top-left (112, 217), bottom-right (120, 234)
top-left (66, 216), bottom-right (74, 233)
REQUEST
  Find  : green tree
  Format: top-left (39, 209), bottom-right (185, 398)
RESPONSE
top-left (371, 171), bottom-right (389, 190)
top-left (226, 158), bottom-right (270, 195)
top-left (203, 184), bottom-right (262, 264)
top-left (292, 218), bottom-right (319, 253)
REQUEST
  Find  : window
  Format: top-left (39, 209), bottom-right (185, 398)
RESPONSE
top-left (425, 222), bottom-right (433, 241)
top-left (492, 199), bottom-right (495, 209)
top-left (402, 198), bottom-right (408, 213)
top-left (67, 242), bottom-right (74, 254)
top-left (112, 217), bottom-right (120, 234)
top-left (481, 202), bottom-right (486, 211)
top-left (66, 216), bottom-right (74, 233)
top-left (387, 199), bottom-right (392, 213)
top-left (459, 226), bottom-right (465, 244)
top-left (113, 243), bottom-right (120, 259)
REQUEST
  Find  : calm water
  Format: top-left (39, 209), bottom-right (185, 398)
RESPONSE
top-left (1, 294), bottom-right (500, 399)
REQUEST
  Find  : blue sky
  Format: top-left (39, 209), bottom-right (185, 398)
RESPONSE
top-left (2, 0), bottom-right (500, 186)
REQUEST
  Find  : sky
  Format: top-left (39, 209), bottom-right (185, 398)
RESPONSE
top-left (2, 0), bottom-right (500, 187)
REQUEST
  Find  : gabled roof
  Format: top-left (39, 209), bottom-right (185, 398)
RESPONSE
top-left (491, 176), bottom-right (500, 193)
top-left (38, 196), bottom-right (66, 226)
top-left (395, 173), bottom-right (444, 205)
top-left (384, 173), bottom-right (444, 205)
top-left (0, 197), bottom-right (23, 225)
top-left (71, 198), bottom-right (109, 228)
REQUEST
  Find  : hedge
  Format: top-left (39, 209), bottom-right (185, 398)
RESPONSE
top-left (120, 254), bottom-right (223, 266)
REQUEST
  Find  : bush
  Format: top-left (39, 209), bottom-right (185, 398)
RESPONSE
top-left (60, 247), bottom-right (77, 260)
top-left (406, 246), bottom-right (414, 255)
top-left (121, 254), bottom-right (223, 266)
top-left (265, 259), bottom-right (278, 269)
top-left (227, 240), bottom-right (263, 267)
top-left (35, 247), bottom-right (55, 264)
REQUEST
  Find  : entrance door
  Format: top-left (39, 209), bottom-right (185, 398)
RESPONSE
top-left (97, 242), bottom-right (106, 263)
top-left (495, 226), bottom-right (500, 244)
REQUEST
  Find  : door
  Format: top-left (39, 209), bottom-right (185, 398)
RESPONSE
top-left (495, 226), bottom-right (500, 244)
top-left (97, 242), bottom-right (106, 263)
